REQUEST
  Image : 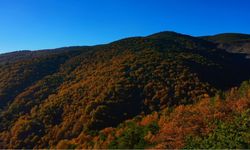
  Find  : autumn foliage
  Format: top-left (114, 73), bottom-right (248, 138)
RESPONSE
top-left (0, 32), bottom-right (250, 148)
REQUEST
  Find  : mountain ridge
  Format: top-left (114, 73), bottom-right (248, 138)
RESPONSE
top-left (0, 31), bottom-right (250, 148)
top-left (1, 31), bottom-right (249, 55)
top-left (200, 33), bottom-right (250, 55)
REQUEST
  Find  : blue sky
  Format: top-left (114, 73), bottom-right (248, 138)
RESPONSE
top-left (0, 0), bottom-right (250, 53)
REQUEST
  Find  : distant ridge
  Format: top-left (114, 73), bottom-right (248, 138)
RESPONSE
top-left (200, 33), bottom-right (250, 43)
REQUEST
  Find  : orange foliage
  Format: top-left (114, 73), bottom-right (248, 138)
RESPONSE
top-left (139, 112), bottom-right (159, 126)
top-left (151, 95), bottom-right (250, 149)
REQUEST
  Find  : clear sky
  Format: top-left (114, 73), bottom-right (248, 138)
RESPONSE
top-left (0, 0), bottom-right (250, 53)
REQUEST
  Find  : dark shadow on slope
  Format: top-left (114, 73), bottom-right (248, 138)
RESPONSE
top-left (187, 49), bottom-right (250, 90)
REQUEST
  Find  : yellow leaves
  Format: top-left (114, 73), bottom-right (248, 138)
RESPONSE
top-left (56, 139), bottom-right (71, 149)
top-left (203, 93), bottom-right (210, 98)
top-left (144, 131), bottom-right (154, 142)
top-left (10, 116), bottom-right (30, 139)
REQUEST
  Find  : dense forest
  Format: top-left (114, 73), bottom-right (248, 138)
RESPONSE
top-left (0, 31), bottom-right (249, 148)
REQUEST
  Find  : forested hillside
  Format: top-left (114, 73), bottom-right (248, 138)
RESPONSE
top-left (0, 31), bottom-right (249, 148)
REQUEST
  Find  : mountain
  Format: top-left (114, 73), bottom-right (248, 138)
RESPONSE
top-left (0, 31), bottom-right (249, 148)
top-left (200, 33), bottom-right (250, 55)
